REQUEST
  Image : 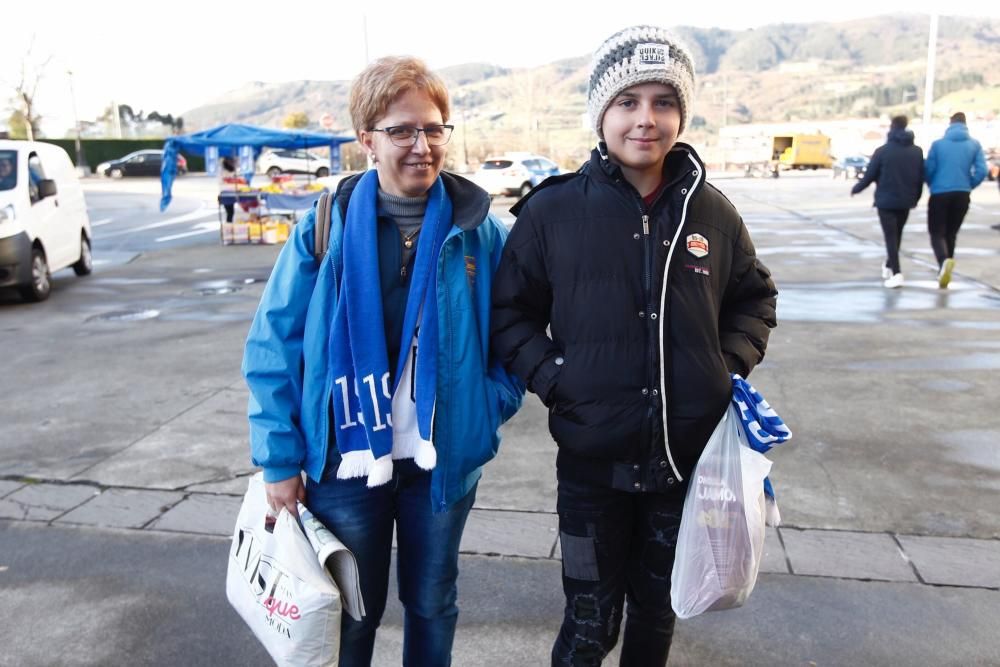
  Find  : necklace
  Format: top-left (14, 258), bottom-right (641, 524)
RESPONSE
top-left (401, 228), bottom-right (421, 249)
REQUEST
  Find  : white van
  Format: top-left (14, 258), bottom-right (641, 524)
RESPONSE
top-left (0, 140), bottom-right (92, 302)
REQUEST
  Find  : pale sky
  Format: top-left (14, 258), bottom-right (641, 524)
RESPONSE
top-left (2, 0), bottom-right (997, 135)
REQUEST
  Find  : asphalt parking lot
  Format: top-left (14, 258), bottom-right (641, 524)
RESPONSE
top-left (1, 171), bottom-right (999, 666)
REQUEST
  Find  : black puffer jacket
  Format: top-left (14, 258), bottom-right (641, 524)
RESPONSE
top-left (490, 144), bottom-right (777, 485)
top-left (851, 128), bottom-right (924, 209)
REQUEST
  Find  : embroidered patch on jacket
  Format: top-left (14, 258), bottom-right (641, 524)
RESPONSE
top-left (686, 233), bottom-right (709, 258)
top-left (465, 255), bottom-right (477, 286)
top-left (684, 263), bottom-right (711, 276)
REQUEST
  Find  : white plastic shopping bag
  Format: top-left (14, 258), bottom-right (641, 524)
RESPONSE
top-left (670, 404), bottom-right (772, 619)
top-left (226, 473), bottom-right (341, 666)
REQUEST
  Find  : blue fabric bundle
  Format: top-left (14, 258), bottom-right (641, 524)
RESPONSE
top-left (329, 170), bottom-right (452, 487)
top-left (731, 374), bottom-right (792, 523)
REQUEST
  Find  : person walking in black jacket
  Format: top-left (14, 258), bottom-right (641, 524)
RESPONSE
top-left (491, 26), bottom-right (777, 666)
top-left (851, 115), bottom-right (924, 288)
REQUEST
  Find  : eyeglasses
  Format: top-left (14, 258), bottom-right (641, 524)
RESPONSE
top-left (370, 124), bottom-right (454, 147)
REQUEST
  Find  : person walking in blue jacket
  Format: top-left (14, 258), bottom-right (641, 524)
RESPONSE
top-left (924, 111), bottom-right (987, 288)
top-left (851, 115), bottom-right (924, 288)
top-left (242, 56), bottom-right (524, 666)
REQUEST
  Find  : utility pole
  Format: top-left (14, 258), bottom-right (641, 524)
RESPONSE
top-left (110, 100), bottom-right (122, 139)
top-left (67, 69), bottom-right (87, 173)
top-left (460, 104), bottom-right (469, 171)
top-left (923, 13), bottom-right (939, 127)
top-left (362, 14), bottom-right (370, 65)
top-left (722, 73), bottom-right (729, 128)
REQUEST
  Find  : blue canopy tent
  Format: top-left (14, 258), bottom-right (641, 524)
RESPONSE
top-left (159, 123), bottom-right (356, 211)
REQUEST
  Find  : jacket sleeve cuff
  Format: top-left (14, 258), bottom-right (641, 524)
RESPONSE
top-left (262, 466), bottom-right (303, 484)
top-left (723, 351), bottom-right (750, 378)
top-left (531, 354), bottom-right (565, 406)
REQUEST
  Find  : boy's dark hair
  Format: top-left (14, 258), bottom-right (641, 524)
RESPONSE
top-left (890, 115), bottom-right (908, 130)
top-left (950, 111), bottom-right (967, 124)
top-left (221, 156), bottom-right (236, 171)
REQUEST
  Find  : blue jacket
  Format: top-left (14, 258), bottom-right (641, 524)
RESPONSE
top-left (242, 171), bottom-right (525, 512)
top-left (925, 122), bottom-right (988, 195)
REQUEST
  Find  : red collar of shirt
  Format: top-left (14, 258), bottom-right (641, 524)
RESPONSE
top-left (642, 179), bottom-right (666, 208)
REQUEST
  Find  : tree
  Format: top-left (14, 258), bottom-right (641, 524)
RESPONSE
top-left (147, 111), bottom-right (184, 134)
top-left (7, 110), bottom-right (30, 140)
top-left (5, 37), bottom-right (51, 140)
top-left (282, 112), bottom-right (309, 129)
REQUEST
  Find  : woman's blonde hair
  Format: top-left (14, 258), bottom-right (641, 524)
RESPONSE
top-left (349, 56), bottom-right (450, 139)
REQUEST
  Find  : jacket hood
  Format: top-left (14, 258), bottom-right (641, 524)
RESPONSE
top-left (888, 128), bottom-right (915, 146)
top-left (945, 123), bottom-right (970, 142)
top-left (334, 169), bottom-right (491, 231)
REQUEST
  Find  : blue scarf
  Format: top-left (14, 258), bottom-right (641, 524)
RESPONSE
top-left (330, 170), bottom-right (452, 487)
top-left (732, 374), bottom-right (792, 524)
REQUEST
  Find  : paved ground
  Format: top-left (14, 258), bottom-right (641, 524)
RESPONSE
top-left (1, 171), bottom-right (999, 665)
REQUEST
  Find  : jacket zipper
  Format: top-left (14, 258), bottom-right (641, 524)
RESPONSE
top-left (628, 194), bottom-right (658, 478)
top-left (436, 231), bottom-right (461, 510)
top-left (640, 211), bottom-right (655, 417)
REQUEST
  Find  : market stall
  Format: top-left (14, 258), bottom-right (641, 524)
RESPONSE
top-left (158, 123), bottom-right (355, 245)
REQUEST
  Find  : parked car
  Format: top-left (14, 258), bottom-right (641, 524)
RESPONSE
top-left (96, 150), bottom-right (187, 178)
top-left (0, 140), bottom-right (92, 302)
top-left (832, 155), bottom-right (869, 179)
top-left (986, 153), bottom-right (1000, 181)
top-left (475, 153), bottom-right (561, 197)
top-left (258, 149), bottom-right (330, 178)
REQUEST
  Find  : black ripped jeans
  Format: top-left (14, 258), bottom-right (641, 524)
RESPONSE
top-left (553, 473), bottom-right (686, 666)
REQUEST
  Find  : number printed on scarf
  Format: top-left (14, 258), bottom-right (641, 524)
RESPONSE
top-left (334, 372), bottom-right (393, 431)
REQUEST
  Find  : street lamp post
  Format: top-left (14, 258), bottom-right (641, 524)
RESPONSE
top-left (67, 69), bottom-right (88, 174)
top-left (923, 13), bottom-right (939, 128)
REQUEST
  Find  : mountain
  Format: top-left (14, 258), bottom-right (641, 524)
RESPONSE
top-left (181, 14), bottom-right (1000, 169)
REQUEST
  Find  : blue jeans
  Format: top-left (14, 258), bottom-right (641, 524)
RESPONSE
top-left (306, 458), bottom-right (476, 667)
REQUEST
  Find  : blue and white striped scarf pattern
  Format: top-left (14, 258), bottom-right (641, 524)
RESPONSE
top-left (732, 374), bottom-right (792, 524)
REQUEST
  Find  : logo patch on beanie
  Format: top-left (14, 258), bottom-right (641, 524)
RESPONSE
top-left (635, 43), bottom-right (669, 69)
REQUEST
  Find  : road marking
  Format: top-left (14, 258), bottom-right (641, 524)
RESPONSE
top-left (89, 218), bottom-right (114, 227)
top-left (156, 221), bottom-right (220, 242)
top-left (99, 207), bottom-right (216, 238)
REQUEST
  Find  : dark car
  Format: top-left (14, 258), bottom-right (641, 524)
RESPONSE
top-left (832, 155), bottom-right (869, 179)
top-left (96, 150), bottom-right (187, 178)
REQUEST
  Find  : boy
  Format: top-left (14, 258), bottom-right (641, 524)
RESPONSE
top-left (850, 114), bottom-right (924, 288)
top-left (491, 25), bottom-right (777, 665)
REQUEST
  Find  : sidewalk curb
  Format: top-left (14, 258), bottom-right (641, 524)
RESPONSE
top-left (3, 476), bottom-right (998, 591)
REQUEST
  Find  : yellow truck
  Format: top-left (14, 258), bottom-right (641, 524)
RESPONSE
top-left (744, 133), bottom-right (833, 177)
top-left (772, 134), bottom-right (833, 173)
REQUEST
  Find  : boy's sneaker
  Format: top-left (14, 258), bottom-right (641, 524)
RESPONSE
top-left (883, 273), bottom-right (904, 289)
top-left (938, 258), bottom-right (955, 289)
top-left (881, 263), bottom-right (892, 280)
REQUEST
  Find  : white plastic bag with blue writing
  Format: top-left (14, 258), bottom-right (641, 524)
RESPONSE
top-left (226, 473), bottom-right (341, 666)
top-left (670, 404), bottom-right (772, 619)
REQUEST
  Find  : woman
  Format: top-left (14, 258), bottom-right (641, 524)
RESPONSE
top-left (219, 156), bottom-right (238, 222)
top-left (242, 56), bottom-right (524, 666)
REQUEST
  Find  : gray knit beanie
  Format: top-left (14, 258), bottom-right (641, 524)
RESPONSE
top-left (587, 25), bottom-right (696, 138)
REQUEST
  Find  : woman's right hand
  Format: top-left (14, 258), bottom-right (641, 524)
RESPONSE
top-left (265, 475), bottom-right (305, 517)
